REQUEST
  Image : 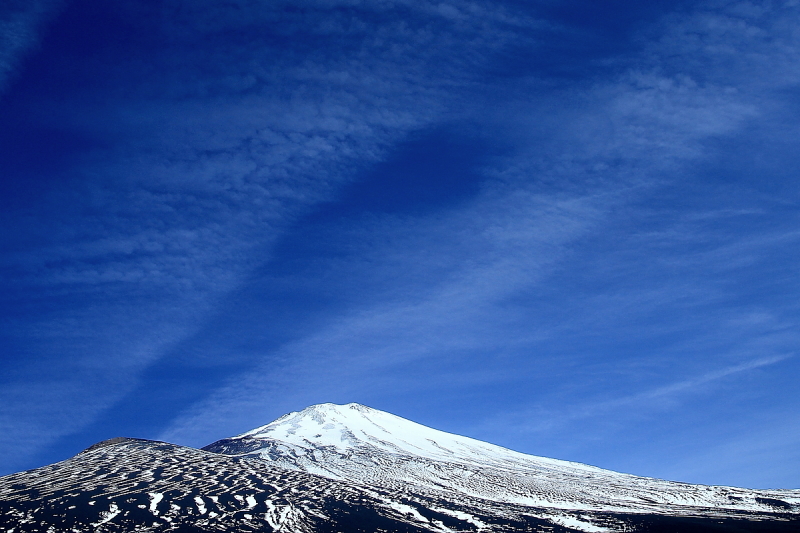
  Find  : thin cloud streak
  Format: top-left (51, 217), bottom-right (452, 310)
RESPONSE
top-left (0, 0), bottom-right (61, 94)
top-left (573, 354), bottom-right (794, 420)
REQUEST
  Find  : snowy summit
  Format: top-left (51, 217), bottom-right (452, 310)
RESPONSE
top-left (237, 402), bottom-right (573, 468)
top-left (203, 403), bottom-right (800, 515)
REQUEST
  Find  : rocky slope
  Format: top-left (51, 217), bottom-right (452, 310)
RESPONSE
top-left (0, 437), bottom-right (553, 532)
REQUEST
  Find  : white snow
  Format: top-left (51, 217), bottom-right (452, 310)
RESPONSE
top-left (245, 495), bottom-right (257, 509)
top-left (264, 500), bottom-right (279, 529)
top-left (240, 403), bottom-right (601, 474)
top-left (383, 500), bottom-right (429, 523)
top-left (194, 496), bottom-right (207, 515)
top-left (545, 513), bottom-right (611, 532)
top-left (148, 492), bottom-right (163, 515)
top-left (93, 503), bottom-right (120, 526)
top-left (431, 507), bottom-right (487, 530)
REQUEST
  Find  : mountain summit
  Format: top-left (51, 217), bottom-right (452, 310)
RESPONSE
top-left (233, 402), bottom-right (566, 467)
top-left (203, 403), bottom-right (800, 516)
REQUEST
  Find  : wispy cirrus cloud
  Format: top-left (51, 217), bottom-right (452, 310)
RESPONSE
top-left (3, 0), bottom-right (800, 490)
top-left (0, 0), bottom-right (61, 94)
top-left (157, 2), bottom-right (800, 491)
top-left (531, 354), bottom-right (793, 425)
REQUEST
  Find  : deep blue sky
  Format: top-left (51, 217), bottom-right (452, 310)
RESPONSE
top-left (1, 0), bottom-right (799, 489)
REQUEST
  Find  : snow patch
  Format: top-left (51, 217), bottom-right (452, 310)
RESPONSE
top-left (93, 503), bottom-right (120, 526)
top-left (148, 492), bottom-right (163, 515)
top-left (194, 496), bottom-right (207, 515)
top-left (383, 500), bottom-right (429, 523)
top-left (431, 507), bottom-right (487, 530)
top-left (546, 513), bottom-right (611, 533)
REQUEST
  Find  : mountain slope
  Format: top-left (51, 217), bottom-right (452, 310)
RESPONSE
top-left (2, 436), bottom-right (798, 533)
top-left (0, 437), bottom-right (549, 532)
top-left (2, 403), bottom-right (799, 532)
top-left (203, 403), bottom-right (800, 516)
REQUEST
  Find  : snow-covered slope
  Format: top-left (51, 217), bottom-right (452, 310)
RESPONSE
top-left (240, 402), bottom-right (598, 472)
top-left (5, 437), bottom-right (796, 533)
top-left (3, 406), bottom-right (799, 533)
top-left (204, 403), bottom-right (800, 517)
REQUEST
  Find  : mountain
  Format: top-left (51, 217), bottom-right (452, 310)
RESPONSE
top-left (202, 403), bottom-right (800, 516)
top-left (1, 403), bottom-right (798, 532)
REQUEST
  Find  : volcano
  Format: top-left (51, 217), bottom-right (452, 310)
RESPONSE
top-left (1, 403), bottom-right (798, 532)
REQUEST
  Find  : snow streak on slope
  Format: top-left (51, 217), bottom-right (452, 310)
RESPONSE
top-left (204, 403), bottom-right (800, 516)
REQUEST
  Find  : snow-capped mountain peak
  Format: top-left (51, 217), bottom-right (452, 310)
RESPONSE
top-left (204, 403), bottom-right (800, 516)
top-left (237, 402), bottom-right (580, 471)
